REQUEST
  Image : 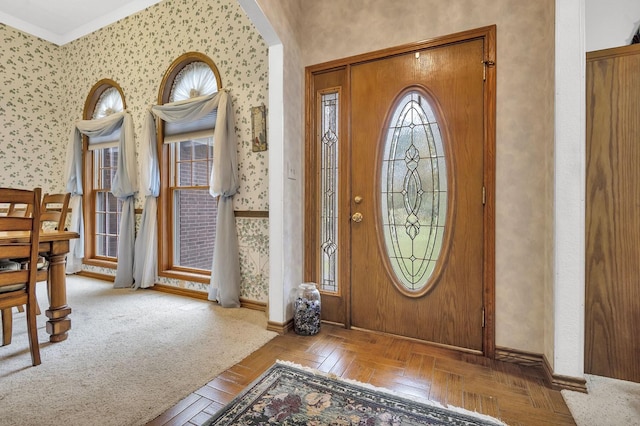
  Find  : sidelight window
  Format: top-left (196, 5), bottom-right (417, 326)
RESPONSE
top-left (319, 91), bottom-right (339, 293)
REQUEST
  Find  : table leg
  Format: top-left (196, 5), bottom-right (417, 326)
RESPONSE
top-left (2, 308), bottom-right (12, 346)
top-left (44, 249), bottom-right (72, 342)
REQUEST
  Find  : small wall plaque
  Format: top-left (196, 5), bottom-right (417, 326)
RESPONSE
top-left (251, 105), bottom-right (267, 152)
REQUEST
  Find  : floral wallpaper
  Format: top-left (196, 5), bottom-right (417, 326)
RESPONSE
top-left (0, 0), bottom-right (270, 303)
top-left (237, 218), bottom-right (269, 301)
top-left (0, 25), bottom-right (64, 191)
top-left (60, 0), bottom-right (269, 211)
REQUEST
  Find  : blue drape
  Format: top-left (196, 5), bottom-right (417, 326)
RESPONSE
top-left (134, 91), bottom-right (241, 307)
top-left (64, 112), bottom-right (138, 287)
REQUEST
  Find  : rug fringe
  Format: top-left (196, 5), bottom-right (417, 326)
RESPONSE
top-left (275, 359), bottom-right (508, 426)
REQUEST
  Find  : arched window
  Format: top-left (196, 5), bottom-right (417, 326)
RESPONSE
top-left (83, 79), bottom-right (126, 266)
top-left (158, 52), bottom-right (222, 281)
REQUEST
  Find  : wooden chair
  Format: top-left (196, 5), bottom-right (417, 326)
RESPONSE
top-left (13, 192), bottom-right (70, 316)
top-left (6, 202), bottom-right (32, 218)
top-left (0, 187), bottom-right (43, 366)
top-left (40, 192), bottom-right (70, 231)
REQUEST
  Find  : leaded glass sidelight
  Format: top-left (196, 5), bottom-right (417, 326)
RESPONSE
top-left (380, 90), bottom-right (447, 292)
top-left (320, 92), bottom-right (339, 293)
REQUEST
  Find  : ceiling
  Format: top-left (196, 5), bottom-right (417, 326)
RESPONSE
top-left (0, 0), bottom-right (163, 46)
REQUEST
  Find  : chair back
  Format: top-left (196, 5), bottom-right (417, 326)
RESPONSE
top-left (40, 193), bottom-right (70, 231)
top-left (0, 187), bottom-right (42, 366)
top-left (6, 202), bottom-right (32, 218)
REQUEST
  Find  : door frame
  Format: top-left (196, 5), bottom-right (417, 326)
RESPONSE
top-left (304, 25), bottom-right (496, 357)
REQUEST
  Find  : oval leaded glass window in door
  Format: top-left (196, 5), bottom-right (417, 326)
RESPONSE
top-left (380, 90), bottom-right (448, 293)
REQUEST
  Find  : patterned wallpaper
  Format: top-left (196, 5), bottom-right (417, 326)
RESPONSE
top-left (60, 0), bottom-right (269, 211)
top-left (0, 0), bottom-right (270, 303)
top-left (0, 25), bottom-right (64, 191)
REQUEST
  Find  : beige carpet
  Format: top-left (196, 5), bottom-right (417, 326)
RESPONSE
top-left (0, 275), bottom-right (277, 426)
top-left (562, 374), bottom-right (640, 426)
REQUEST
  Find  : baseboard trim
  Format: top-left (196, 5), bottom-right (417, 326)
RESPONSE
top-left (239, 298), bottom-right (267, 312)
top-left (77, 270), bottom-right (115, 282)
top-left (496, 346), bottom-right (587, 393)
top-left (152, 284), bottom-right (267, 312)
top-left (495, 346), bottom-right (545, 368)
top-left (267, 319), bottom-right (293, 334)
top-left (543, 355), bottom-right (588, 393)
top-left (75, 273), bottom-right (267, 312)
top-left (152, 283), bottom-right (209, 300)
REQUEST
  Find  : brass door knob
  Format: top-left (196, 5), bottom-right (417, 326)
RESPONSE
top-left (352, 212), bottom-right (363, 223)
top-left (354, 195), bottom-right (363, 204)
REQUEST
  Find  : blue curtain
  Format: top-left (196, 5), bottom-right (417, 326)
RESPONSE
top-left (133, 111), bottom-right (159, 288)
top-left (134, 90), bottom-right (241, 307)
top-left (64, 112), bottom-right (138, 287)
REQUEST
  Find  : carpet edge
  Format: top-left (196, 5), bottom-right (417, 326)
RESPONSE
top-left (141, 332), bottom-right (278, 425)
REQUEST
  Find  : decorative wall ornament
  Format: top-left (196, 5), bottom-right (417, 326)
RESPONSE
top-left (251, 104), bottom-right (267, 152)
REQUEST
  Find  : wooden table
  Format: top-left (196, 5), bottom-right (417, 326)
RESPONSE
top-left (0, 230), bottom-right (79, 342)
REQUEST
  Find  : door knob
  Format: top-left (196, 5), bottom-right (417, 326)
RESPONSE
top-left (352, 212), bottom-right (363, 223)
top-left (354, 195), bottom-right (363, 204)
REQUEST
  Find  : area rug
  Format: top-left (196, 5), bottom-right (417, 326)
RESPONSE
top-left (204, 361), bottom-right (507, 425)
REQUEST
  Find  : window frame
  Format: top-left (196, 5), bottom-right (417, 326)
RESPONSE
top-left (82, 79), bottom-right (126, 269)
top-left (157, 52), bottom-right (222, 283)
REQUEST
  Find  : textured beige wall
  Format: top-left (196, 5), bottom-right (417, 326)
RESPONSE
top-left (255, 0), bottom-right (307, 318)
top-left (291, 0), bottom-right (556, 353)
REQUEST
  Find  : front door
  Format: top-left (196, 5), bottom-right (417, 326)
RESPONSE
top-left (306, 27), bottom-right (495, 353)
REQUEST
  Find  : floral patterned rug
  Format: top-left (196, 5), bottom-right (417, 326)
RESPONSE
top-left (204, 361), bottom-right (507, 425)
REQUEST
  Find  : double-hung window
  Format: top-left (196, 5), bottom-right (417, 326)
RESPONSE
top-left (84, 81), bottom-right (125, 265)
top-left (158, 54), bottom-right (222, 280)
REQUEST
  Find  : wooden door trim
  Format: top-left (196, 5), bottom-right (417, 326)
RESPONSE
top-left (307, 25), bottom-right (497, 73)
top-left (305, 25), bottom-right (496, 357)
top-left (304, 67), bottom-right (352, 327)
top-left (482, 25), bottom-right (497, 358)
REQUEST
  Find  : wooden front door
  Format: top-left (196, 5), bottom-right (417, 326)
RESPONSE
top-left (306, 27), bottom-right (495, 354)
top-left (350, 39), bottom-right (486, 351)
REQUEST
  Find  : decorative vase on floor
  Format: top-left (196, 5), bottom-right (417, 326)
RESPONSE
top-left (293, 282), bottom-right (321, 335)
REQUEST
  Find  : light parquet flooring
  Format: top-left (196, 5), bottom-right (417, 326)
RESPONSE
top-left (147, 324), bottom-right (576, 426)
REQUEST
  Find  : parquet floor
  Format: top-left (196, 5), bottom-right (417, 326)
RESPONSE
top-left (147, 324), bottom-right (576, 426)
